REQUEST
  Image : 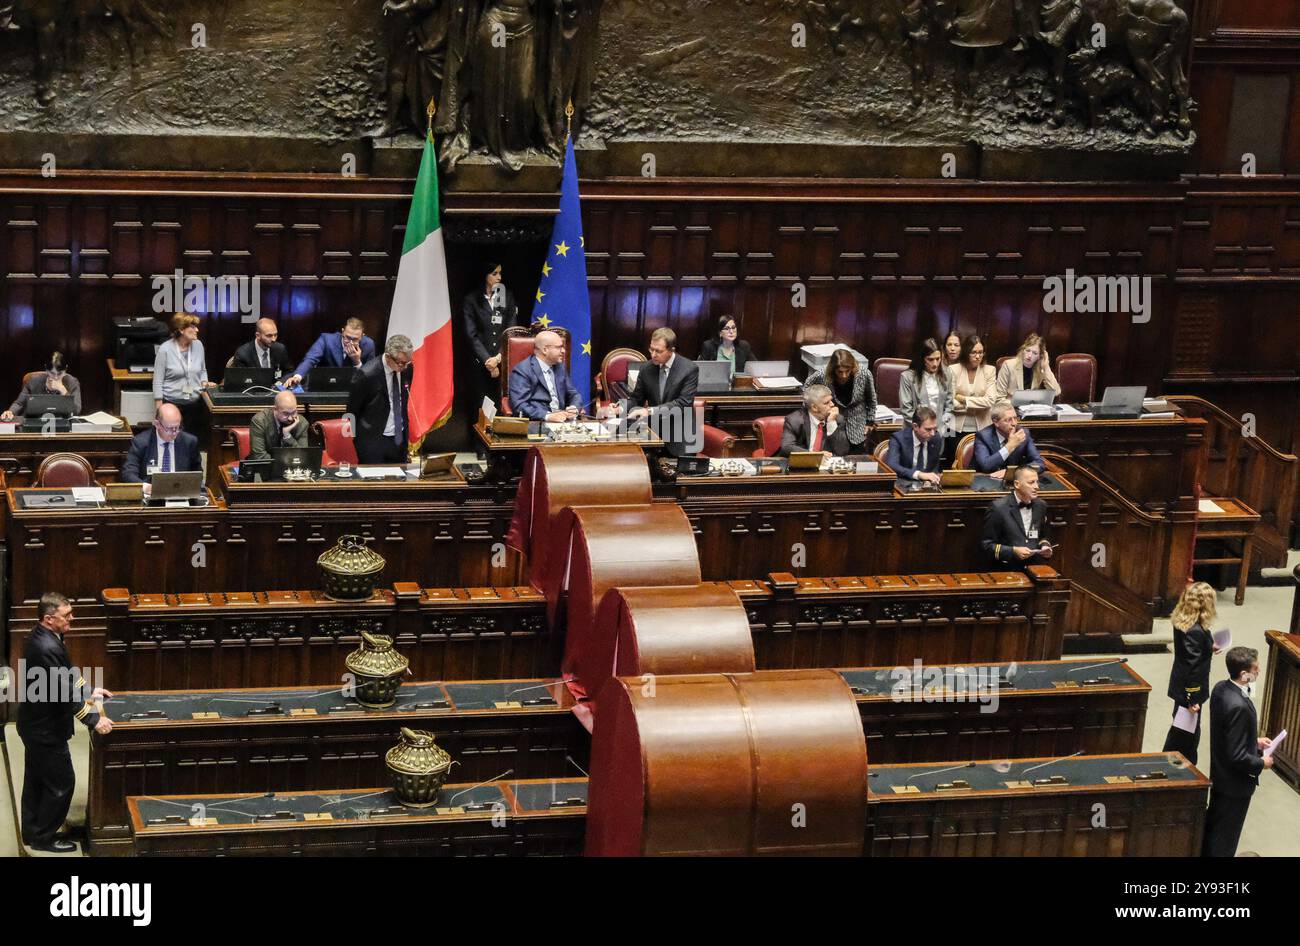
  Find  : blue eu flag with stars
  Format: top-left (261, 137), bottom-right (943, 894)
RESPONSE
top-left (534, 137), bottom-right (591, 405)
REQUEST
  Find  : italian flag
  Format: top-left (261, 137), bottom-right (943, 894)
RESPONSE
top-left (387, 132), bottom-right (453, 445)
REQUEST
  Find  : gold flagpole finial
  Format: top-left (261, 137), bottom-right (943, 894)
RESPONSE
top-left (565, 99), bottom-right (574, 141)
top-left (427, 98), bottom-right (437, 139)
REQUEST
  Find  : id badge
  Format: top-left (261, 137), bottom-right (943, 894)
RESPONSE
top-left (183, 387), bottom-right (194, 399)
top-left (147, 462), bottom-right (160, 477)
top-left (491, 314), bottom-right (503, 325)
top-left (1027, 527), bottom-right (1039, 542)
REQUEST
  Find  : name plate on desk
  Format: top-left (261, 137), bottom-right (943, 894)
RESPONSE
top-left (0, 423), bottom-right (16, 434)
top-left (164, 499), bottom-right (190, 509)
top-left (72, 423), bottom-right (112, 434)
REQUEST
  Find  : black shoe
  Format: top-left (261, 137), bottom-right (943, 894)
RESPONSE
top-left (29, 839), bottom-right (78, 853)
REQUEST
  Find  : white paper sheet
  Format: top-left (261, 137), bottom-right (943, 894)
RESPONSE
top-left (1172, 705), bottom-right (1199, 733)
top-left (873, 406), bottom-right (901, 423)
top-left (357, 466), bottom-right (405, 479)
top-left (753, 376), bottom-right (801, 390)
top-left (481, 397), bottom-right (497, 423)
top-left (1212, 628), bottom-right (1232, 649)
top-left (1198, 499), bottom-right (1224, 514)
top-left (71, 487), bottom-right (106, 503)
top-left (80, 410), bottom-right (124, 427)
top-left (1263, 730), bottom-right (1286, 759)
top-left (0, 423), bottom-right (16, 434)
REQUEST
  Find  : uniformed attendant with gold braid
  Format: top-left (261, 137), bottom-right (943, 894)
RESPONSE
top-left (16, 592), bottom-right (113, 853)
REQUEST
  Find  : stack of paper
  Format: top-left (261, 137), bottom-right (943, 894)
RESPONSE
top-left (1018, 404), bottom-right (1056, 419)
top-left (1198, 499), bottom-right (1224, 515)
top-left (874, 405), bottom-right (901, 423)
top-left (753, 376), bottom-right (801, 390)
top-left (80, 411), bottom-right (125, 428)
top-left (1055, 404), bottom-right (1092, 420)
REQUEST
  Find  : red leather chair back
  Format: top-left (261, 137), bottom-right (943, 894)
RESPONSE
top-left (872, 358), bottom-right (910, 409)
top-left (1055, 353), bottom-right (1097, 402)
top-left (751, 416), bottom-right (785, 458)
top-left (599, 348), bottom-right (647, 404)
top-left (231, 426), bottom-right (251, 461)
top-left (690, 399), bottom-right (734, 458)
top-left (500, 326), bottom-right (573, 415)
top-left (36, 452), bottom-right (94, 488)
top-left (312, 418), bottom-right (359, 466)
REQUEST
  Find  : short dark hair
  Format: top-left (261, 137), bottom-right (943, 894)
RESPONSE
top-left (1224, 646), bottom-right (1258, 680)
top-left (715, 315), bottom-right (737, 339)
top-left (911, 406), bottom-right (937, 426)
top-left (959, 333), bottom-right (985, 368)
top-left (39, 592), bottom-right (70, 618)
top-left (1013, 465), bottom-right (1037, 484)
top-left (48, 351), bottom-right (68, 373)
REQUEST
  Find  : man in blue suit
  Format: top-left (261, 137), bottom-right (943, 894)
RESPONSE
top-left (507, 330), bottom-right (583, 421)
top-left (121, 403), bottom-right (202, 488)
top-left (973, 403), bottom-right (1044, 474)
top-left (887, 406), bottom-right (943, 485)
top-left (283, 317), bottom-right (376, 388)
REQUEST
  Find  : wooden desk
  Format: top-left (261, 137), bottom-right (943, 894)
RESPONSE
top-left (473, 419), bottom-right (663, 482)
top-left (128, 778), bottom-right (589, 857)
top-left (106, 358), bottom-right (153, 423)
top-left (1262, 629), bottom-right (1300, 795)
top-left (89, 676), bottom-right (587, 854)
top-left (0, 420), bottom-right (134, 487)
top-left (202, 389), bottom-right (348, 486)
top-left (1192, 497), bottom-right (1261, 605)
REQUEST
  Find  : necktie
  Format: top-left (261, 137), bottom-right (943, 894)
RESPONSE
top-left (162, 441), bottom-right (173, 473)
top-left (260, 346), bottom-right (269, 369)
top-left (391, 371), bottom-right (405, 447)
top-left (543, 366), bottom-right (559, 411)
top-left (661, 365), bottom-right (670, 396)
top-left (812, 421), bottom-right (824, 452)
top-left (918, 441), bottom-right (926, 470)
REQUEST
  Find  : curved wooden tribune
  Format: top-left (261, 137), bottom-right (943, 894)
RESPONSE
top-left (586, 670), bottom-right (868, 857)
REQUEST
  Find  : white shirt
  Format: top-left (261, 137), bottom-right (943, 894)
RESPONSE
top-left (152, 435), bottom-right (179, 473)
top-left (1019, 502), bottom-right (1033, 537)
top-left (806, 413), bottom-right (839, 451)
top-left (1234, 679), bottom-right (1253, 699)
top-left (911, 433), bottom-right (930, 480)
top-left (383, 360), bottom-right (399, 438)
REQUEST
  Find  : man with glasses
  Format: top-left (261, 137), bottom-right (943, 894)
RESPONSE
top-left (247, 390), bottom-right (310, 460)
top-left (508, 330), bottom-right (583, 421)
top-left (284, 317), bottom-right (376, 389)
top-left (347, 335), bottom-right (414, 464)
top-left (120, 402), bottom-right (202, 489)
top-left (16, 592), bottom-right (113, 853)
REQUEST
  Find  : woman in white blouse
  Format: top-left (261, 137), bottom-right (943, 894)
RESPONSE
top-left (898, 337), bottom-right (956, 464)
top-left (949, 333), bottom-right (998, 435)
top-left (995, 332), bottom-right (1061, 403)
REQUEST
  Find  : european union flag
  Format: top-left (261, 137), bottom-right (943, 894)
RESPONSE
top-left (534, 137), bottom-right (592, 405)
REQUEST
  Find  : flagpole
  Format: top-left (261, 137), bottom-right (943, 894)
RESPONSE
top-left (406, 95), bottom-right (440, 460)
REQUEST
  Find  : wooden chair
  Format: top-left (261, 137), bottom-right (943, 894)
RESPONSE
top-left (873, 440), bottom-right (891, 462)
top-left (231, 427), bottom-right (251, 461)
top-left (312, 418), bottom-right (359, 466)
top-left (953, 433), bottom-right (976, 470)
top-left (35, 452), bottom-right (95, 488)
top-left (692, 400), bottom-right (736, 458)
top-left (597, 348), bottom-right (647, 406)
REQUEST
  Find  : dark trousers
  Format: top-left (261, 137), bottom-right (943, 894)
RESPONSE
top-left (19, 738), bottom-right (74, 846)
top-left (1161, 704), bottom-right (1201, 767)
top-left (357, 436), bottom-right (407, 465)
top-left (1202, 789), bottom-right (1251, 857)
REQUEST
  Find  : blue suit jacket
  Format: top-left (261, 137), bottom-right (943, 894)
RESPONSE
top-left (293, 332), bottom-right (376, 379)
top-left (886, 428), bottom-right (943, 480)
top-left (121, 429), bottom-right (202, 483)
top-left (972, 425), bottom-right (1043, 473)
top-left (508, 356), bottom-right (583, 420)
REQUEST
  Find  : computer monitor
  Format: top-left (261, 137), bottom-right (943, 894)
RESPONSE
top-left (696, 361), bottom-right (732, 393)
top-left (1095, 386), bottom-right (1147, 411)
top-left (271, 446), bottom-right (324, 480)
top-left (744, 360), bottom-right (791, 379)
top-left (1011, 389), bottom-right (1056, 408)
top-left (223, 367), bottom-right (276, 391)
top-left (305, 366), bottom-right (356, 391)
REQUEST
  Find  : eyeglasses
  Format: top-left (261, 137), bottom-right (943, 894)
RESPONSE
top-left (157, 423), bottom-right (182, 433)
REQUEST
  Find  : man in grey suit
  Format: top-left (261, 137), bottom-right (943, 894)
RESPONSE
top-left (616, 327), bottom-right (700, 456)
top-left (2, 352), bottom-right (82, 420)
top-left (247, 390), bottom-right (311, 461)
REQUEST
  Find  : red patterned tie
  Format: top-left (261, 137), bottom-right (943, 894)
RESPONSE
top-left (812, 422), bottom-right (824, 452)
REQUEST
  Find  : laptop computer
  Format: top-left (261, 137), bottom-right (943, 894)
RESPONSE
top-left (1086, 385), bottom-right (1146, 419)
top-left (223, 367), bottom-right (276, 391)
top-left (270, 446), bottom-right (324, 480)
top-left (149, 471), bottom-right (205, 503)
top-left (744, 360), bottom-right (791, 379)
top-left (1011, 389), bottom-right (1056, 408)
top-left (305, 366), bottom-right (356, 391)
top-left (24, 394), bottom-right (76, 418)
top-left (696, 360), bottom-right (732, 393)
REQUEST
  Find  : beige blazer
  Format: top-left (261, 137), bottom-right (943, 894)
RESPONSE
top-left (948, 363), bottom-right (998, 431)
top-left (995, 356), bottom-right (1061, 403)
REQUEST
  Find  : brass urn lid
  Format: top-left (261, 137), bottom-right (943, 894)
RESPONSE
top-left (317, 534), bottom-right (385, 576)
top-left (386, 727), bottom-right (453, 776)
top-left (345, 631), bottom-right (409, 678)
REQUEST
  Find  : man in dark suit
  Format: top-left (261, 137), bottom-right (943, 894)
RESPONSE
top-left (508, 330), bottom-right (583, 421)
top-left (1203, 646), bottom-right (1273, 857)
top-left (247, 391), bottom-right (311, 460)
top-left (16, 592), bottom-right (113, 852)
top-left (980, 465), bottom-right (1055, 567)
top-left (619, 327), bottom-right (700, 457)
top-left (120, 403), bottom-right (202, 486)
top-left (346, 334), bottom-right (413, 464)
top-left (887, 407), bottom-right (943, 484)
top-left (284, 317), bottom-right (377, 389)
top-left (778, 384), bottom-right (851, 458)
top-left (229, 318), bottom-right (293, 379)
top-left (972, 403), bottom-right (1044, 473)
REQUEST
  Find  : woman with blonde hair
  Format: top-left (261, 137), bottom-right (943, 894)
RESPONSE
top-left (994, 332), bottom-right (1061, 403)
top-left (1161, 581), bottom-right (1220, 766)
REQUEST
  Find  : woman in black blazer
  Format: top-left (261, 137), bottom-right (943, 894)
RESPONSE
top-left (1161, 581), bottom-right (1220, 766)
top-left (462, 261), bottom-right (520, 402)
top-left (698, 315), bottom-right (754, 376)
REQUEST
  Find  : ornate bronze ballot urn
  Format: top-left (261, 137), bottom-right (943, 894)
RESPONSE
top-left (386, 728), bottom-right (455, 808)
top-left (317, 534), bottom-right (386, 601)
top-left (344, 631), bottom-right (410, 709)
